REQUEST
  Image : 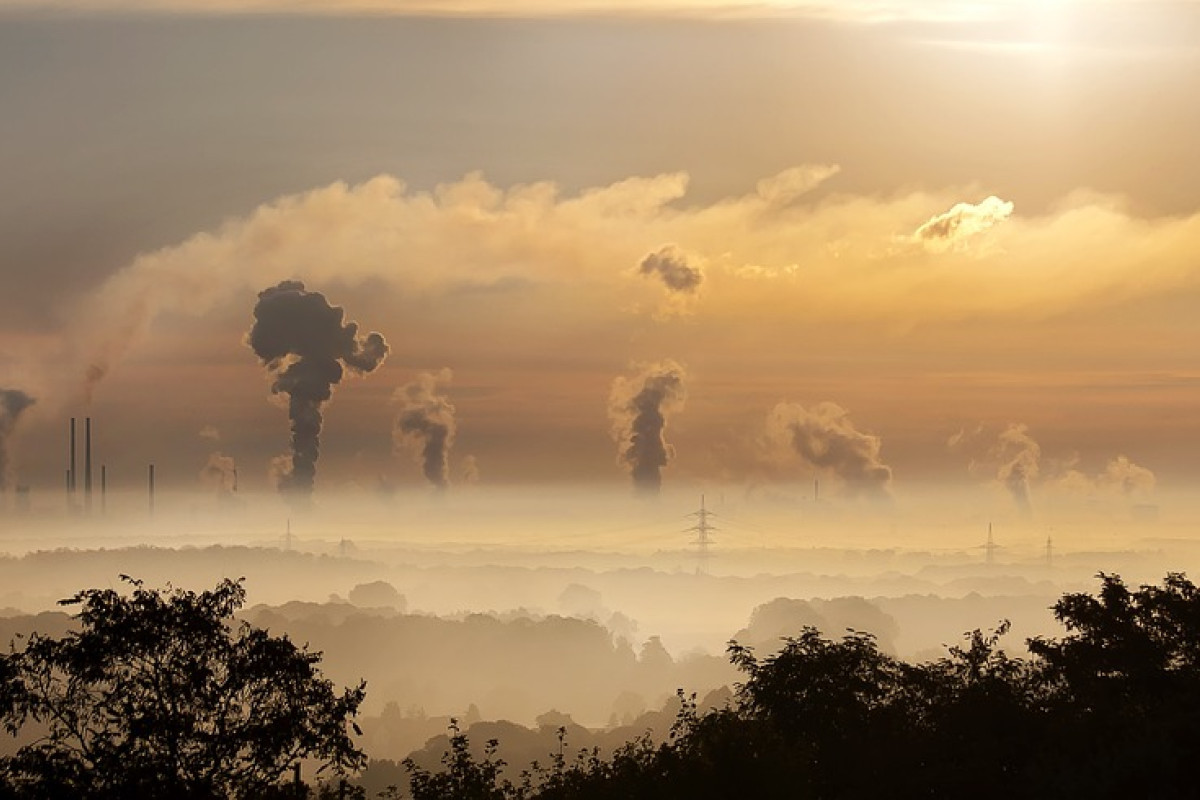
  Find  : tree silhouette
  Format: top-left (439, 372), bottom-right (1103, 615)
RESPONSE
top-left (0, 577), bottom-right (365, 799)
top-left (394, 573), bottom-right (1200, 800)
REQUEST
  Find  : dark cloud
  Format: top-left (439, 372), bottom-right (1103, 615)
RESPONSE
top-left (0, 389), bottom-right (36, 490)
top-left (393, 369), bottom-right (456, 490)
top-left (608, 361), bottom-right (687, 495)
top-left (766, 401), bottom-right (892, 500)
top-left (638, 245), bottom-right (703, 295)
top-left (247, 280), bottom-right (388, 504)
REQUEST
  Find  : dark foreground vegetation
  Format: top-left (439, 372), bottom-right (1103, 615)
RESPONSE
top-left (4, 572), bottom-right (1200, 798)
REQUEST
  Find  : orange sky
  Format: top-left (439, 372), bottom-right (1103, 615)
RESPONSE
top-left (1, 2), bottom-right (1198, 508)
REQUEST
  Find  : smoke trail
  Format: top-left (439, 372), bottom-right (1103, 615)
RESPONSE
top-left (200, 452), bottom-right (237, 494)
top-left (608, 361), bottom-right (687, 494)
top-left (460, 454), bottom-right (481, 485)
top-left (765, 401), bottom-right (892, 500)
top-left (393, 369), bottom-right (456, 490)
top-left (994, 423), bottom-right (1040, 519)
top-left (247, 280), bottom-right (389, 503)
top-left (0, 389), bottom-right (36, 491)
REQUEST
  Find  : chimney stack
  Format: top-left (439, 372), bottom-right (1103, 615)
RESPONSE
top-left (101, 465), bottom-right (107, 515)
top-left (148, 464), bottom-right (155, 516)
top-left (84, 417), bottom-right (93, 514)
top-left (69, 417), bottom-right (76, 497)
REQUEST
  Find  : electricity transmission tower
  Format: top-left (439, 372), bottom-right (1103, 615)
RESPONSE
top-left (686, 495), bottom-right (718, 575)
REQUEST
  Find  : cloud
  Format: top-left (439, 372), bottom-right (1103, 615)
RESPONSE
top-left (26, 166), bottom-right (1200, 407)
top-left (994, 423), bottom-right (1040, 518)
top-left (763, 401), bottom-right (892, 500)
top-left (951, 423), bottom-right (1156, 515)
top-left (0, 0), bottom-right (1014, 23)
top-left (914, 195), bottom-right (1014, 251)
top-left (637, 244), bottom-right (705, 318)
top-left (393, 369), bottom-right (456, 490)
top-left (638, 245), bottom-right (704, 295)
top-left (609, 361), bottom-right (687, 495)
top-left (198, 425), bottom-right (221, 442)
top-left (1050, 454), bottom-right (1156, 500)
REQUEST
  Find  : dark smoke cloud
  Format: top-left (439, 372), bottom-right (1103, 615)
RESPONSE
top-left (248, 280), bottom-right (388, 503)
top-left (608, 361), bottom-right (687, 495)
top-left (765, 402), bottom-right (892, 500)
top-left (638, 245), bottom-right (704, 295)
top-left (393, 369), bottom-right (456, 490)
top-left (0, 389), bottom-right (36, 491)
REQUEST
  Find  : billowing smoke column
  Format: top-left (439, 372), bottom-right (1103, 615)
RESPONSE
top-left (0, 389), bottom-right (36, 491)
top-left (248, 280), bottom-right (388, 502)
top-left (608, 361), bottom-right (687, 495)
top-left (393, 369), bottom-right (456, 490)
top-left (765, 402), bottom-right (892, 500)
top-left (994, 423), bottom-right (1040, 519)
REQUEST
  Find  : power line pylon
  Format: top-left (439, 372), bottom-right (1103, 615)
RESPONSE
top-left (985, 522), bottom-right (998, 566)
top-left (686, 494), bottom-right (718, 575)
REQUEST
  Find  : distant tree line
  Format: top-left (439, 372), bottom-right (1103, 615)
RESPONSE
top-left (401, 572), bottom-right (1200, 799)
top-left (6, 572), bottom-right (1200, 798)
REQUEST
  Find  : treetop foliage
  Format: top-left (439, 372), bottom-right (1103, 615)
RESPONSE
top-left (1, 576), bottom-right (366, 800)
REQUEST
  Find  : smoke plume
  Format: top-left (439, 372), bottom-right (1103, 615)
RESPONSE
top-left (638, 245), bottom-right (704, 295)
top-left (247, 280), bottom-right (389, 502)
top-left (200, 452), bottom-right (237, 494)
top-left (393, 369), bottom-right (456, 490)
top-left (764, 402), bottom-right (892, 500)
top-left (0, 389), bottom-right (36, 491)
top-left (993, 423), bottom-right (1041, 518)
top-left (461, 454), bottom-right (481, 485)
top-left (608, 361), bottom-right (687, 495)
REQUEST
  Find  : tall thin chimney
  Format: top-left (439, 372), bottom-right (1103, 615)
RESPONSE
top-left (101, 465), bottom-right (107, 515)
top-left (148, 464), bottom-right (155, 516)
top-left (84, 417), bottom-right (93, 514)
top-left (69, 417), bottom-right (76, 496)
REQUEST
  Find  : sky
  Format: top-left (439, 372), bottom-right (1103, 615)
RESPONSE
top-left (2, 0), bottom-right (1199, 512)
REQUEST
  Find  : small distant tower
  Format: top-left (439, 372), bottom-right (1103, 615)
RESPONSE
top-left (284, 518), bottom-right (293, 551)
top-left (984, 522), bottom-right (998, 566)
top-left (1045, 531), bottom-right (1054, 567)
top-left (685, 495), bottom-right (717, 575)
top-left (148, 464), bottom-right (155, 516)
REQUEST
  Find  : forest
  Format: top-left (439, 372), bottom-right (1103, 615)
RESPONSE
top-left (4, 570), bottom-right (1200, 798)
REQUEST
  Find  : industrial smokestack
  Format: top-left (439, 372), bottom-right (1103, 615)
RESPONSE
top-left (69, 417), bottom-right (76, 497)
top-left (148, 464), bottom-right (155, 516)
top-left (85, 417), bottom-right (93, 514)
top-left (247, 280), bottom-right (389, 506)
top-left (101, 465), bottom-right (107, 514)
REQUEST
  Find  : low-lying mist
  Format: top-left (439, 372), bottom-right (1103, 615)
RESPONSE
top-left (3, 483), bottom-right (1198, 765)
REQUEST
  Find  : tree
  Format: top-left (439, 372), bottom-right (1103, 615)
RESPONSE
top-left (0, 577), bottom-right (366, 799)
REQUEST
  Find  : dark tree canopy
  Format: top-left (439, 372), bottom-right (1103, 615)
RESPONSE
top-left (401, 572), bottom-right (1200, 800)
top-left (0, 577), bottom-right (365, 799)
